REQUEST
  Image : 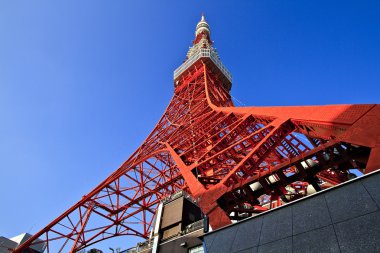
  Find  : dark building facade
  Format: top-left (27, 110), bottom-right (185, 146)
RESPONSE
top-left (203, 171), bottom-right (380, 253)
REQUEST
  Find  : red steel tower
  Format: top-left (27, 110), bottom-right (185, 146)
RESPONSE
top-left (14, 15), bottom-right (380, 253)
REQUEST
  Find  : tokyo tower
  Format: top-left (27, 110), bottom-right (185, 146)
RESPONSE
top-left (14, 15), bottom-right (380, 253)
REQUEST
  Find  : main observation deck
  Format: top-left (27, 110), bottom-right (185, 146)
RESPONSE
top-left (174, 48), bottom-right (232, 84)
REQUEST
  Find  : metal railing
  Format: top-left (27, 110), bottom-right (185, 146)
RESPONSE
top-left (122, 239), bottom-right (154, 253)
top-left (173, 48), bottom-right (232, 83)
top-left (184, 219), bottom-right (204, 234)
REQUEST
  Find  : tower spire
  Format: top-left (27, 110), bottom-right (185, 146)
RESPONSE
top-left (173, 14), bottom-right (232, 90)
top-left (195, 13), bottom-right (211, 43)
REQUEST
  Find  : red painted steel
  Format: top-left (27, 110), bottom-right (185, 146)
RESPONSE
top-left (13, 15), bottom-right (380, 253)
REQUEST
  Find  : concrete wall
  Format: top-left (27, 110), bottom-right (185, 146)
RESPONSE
top-left (0, 236), bottom-right (17, 253)
top-left (203, 171), bottom-right (380, 253)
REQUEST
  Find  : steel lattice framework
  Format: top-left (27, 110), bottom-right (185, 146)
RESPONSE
top-left (14, 15), bottom-right (380, 253)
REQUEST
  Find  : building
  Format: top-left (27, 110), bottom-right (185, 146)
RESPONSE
top-left (123, 191), bottom-right (206, 253)
top-left (202, 170), bottom-right (380, 253)
top-left (124, 170), bottom-right (380, 253)
top-left (0, 233), bottom-right (44, 253)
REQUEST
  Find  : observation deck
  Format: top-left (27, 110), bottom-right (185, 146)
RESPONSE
top-left (173, 48), bottom-right (232, 90)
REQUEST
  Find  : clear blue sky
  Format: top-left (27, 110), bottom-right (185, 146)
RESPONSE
top-left (1, 0), bottom-right (379, 251)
